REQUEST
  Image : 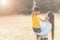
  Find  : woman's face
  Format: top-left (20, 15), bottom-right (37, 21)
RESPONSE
top-left (45, 17), bottom-right (49, 21)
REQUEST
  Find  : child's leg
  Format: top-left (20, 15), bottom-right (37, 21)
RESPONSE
top-left (36, 28), bottom-right (41, 40)
top-left (33, 28), bottom-right (41, 40)
top-left (41, 38), bottom-right (48, 40)
top-left (36, 35), bottom-right (40, 40)
top-left (36, 35), bottom-right (41, 40)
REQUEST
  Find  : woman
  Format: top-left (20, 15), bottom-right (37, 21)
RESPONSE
top-left (47, 11), bottom-right (54, 40)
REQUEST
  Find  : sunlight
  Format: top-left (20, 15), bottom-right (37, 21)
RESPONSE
top-left (1, 0), bottom-right (8, 7)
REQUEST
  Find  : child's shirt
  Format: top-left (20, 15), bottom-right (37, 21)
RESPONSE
top-left (32, 12), bottom-right (40, 28)
top-left (39, 22), bottom-right (52, 38)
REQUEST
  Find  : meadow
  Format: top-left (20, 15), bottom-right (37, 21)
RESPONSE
top-left (0, 14), bottom-right (59, 40)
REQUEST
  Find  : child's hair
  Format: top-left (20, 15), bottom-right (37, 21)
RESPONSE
top-left (33, 7), bottom-right (40, 11)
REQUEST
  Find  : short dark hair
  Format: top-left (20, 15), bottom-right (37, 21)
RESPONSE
top-left (34, 7), bottom-right (40, 11)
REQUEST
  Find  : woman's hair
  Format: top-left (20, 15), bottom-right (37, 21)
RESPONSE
top-left (47, 11), bottom-right (54, 40)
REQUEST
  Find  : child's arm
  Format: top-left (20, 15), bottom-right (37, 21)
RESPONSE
top-left (40, 18), bottom-right (46, 22)
top-left (38, 15), bottom-right (46, 22)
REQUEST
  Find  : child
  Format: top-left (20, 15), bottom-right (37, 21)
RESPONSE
top-left (37, 16), bottom-right (52, 40)
top-left (32, 7), bottom-right (44, 40)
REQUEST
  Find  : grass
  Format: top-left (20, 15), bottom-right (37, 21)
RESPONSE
top-left (0, 14), bottom-right (59, 40)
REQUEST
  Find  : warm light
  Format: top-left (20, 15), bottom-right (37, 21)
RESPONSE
top-left (1, 0), bottom-right (8, 7)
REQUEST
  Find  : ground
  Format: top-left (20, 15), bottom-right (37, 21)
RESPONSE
top-left (0, 14), bottom-right (59, 40)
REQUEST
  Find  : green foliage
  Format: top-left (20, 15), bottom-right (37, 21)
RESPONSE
top-left (17, 0), bottom-right (60, 14)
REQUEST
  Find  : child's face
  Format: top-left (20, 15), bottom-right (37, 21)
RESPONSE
top-left (34, 11), bottom-right (40, 15)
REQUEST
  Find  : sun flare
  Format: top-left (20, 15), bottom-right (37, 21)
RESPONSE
top-left (1, 0), bottom-right (8, 6)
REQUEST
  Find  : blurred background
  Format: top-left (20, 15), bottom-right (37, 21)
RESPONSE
top-left (0, 0), bottom-right (60, 40)
top-left (0, 0), bottom-right (60, 15)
